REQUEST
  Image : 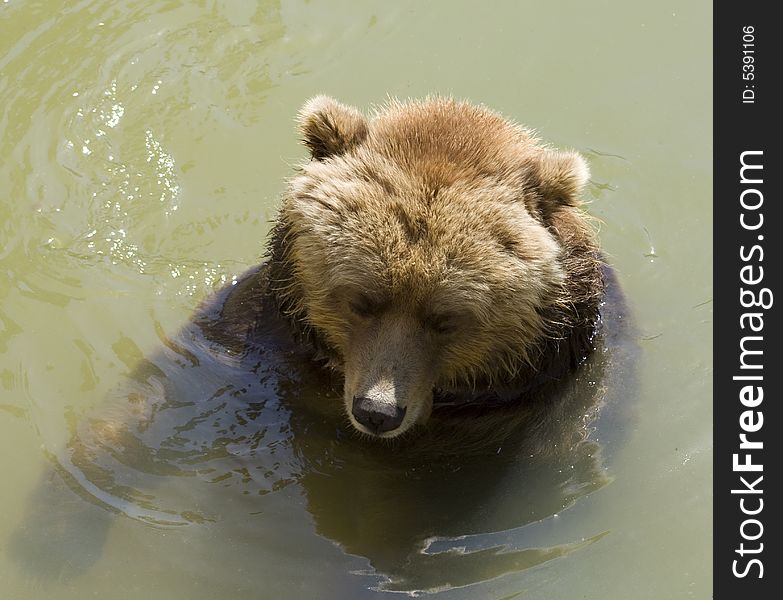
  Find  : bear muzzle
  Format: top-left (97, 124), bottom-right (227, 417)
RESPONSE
top-left (342, 312), bottom-right (434, 437)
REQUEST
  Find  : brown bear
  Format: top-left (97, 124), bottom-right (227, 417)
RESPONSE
top-left (264, 95), bottom-right (604, 440)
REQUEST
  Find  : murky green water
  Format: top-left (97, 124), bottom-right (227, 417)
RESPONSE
top-left (1, 1), bottom-right (711, 598)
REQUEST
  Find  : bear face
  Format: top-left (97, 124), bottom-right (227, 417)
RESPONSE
top-left (268, 96), bottom-right (602, 439)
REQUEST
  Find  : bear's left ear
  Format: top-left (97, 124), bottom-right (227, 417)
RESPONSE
top-left (531, 150), bottom-right (590, 207)
top-left (297, 95), bottom-right (369, 160)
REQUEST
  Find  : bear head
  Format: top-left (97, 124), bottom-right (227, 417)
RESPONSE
top-left (268, 96), bottom-right (600, 439)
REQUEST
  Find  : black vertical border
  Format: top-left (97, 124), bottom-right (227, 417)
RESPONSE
top-left (714, 2), bottom-right (780, 597)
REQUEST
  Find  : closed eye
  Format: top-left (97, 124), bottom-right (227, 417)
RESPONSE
top-left (425, 313), bottom-right (462, 335)
top-left (348, 293), bottom-right (381, 318)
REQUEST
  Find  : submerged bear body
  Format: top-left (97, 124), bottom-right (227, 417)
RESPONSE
top-left (187, 252), bottom-right (624, 454)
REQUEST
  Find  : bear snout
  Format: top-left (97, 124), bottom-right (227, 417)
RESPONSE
top-left (351, 396), bottom-right (407, 435)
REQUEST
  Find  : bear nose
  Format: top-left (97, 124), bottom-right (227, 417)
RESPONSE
top-left (351, 396), bottom-right (407, 434)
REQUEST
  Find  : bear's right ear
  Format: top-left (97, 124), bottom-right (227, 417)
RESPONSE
top-left (297, 96), bottom-right (369, 160)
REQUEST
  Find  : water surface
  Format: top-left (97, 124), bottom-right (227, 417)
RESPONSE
top-left (0, 1), bottom-right (711, 598)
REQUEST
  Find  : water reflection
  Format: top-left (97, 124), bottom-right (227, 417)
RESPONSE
top-left (10, 263), bottom-right (635, 593)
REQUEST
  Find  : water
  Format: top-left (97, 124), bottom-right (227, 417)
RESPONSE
top-left (0, 1), bottom-right (711, 598)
